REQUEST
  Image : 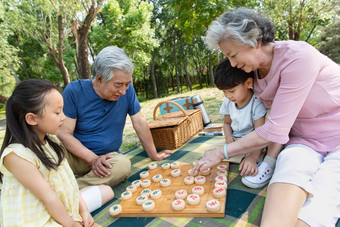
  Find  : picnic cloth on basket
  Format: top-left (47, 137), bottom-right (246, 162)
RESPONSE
top-left (91, 136), bottom-right (267, 227)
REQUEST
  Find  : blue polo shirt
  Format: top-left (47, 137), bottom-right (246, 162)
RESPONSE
top-left (62, 79), bottom-right (141, 155)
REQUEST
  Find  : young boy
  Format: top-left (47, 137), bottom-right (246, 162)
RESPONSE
top-left (215, 58), bottom-right (281, 188)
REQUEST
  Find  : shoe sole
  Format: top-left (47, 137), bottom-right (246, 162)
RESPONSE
top-left (241, 177), bottom-right (270, 189)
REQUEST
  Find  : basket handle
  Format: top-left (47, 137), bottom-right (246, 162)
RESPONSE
top-left (153, 100), bottom-right (189, 120)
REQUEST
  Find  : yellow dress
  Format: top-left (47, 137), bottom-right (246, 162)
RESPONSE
top-left (0, 136), bottom-right (82, 226)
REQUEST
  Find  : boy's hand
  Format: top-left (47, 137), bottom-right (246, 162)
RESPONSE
top-left (239, 155), bottom-right (258, 176)
top-left (225, 136), bottom-right (236, 144)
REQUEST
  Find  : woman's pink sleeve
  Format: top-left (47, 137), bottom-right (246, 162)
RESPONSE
top-left (255, 50), bottom-right (319, 144)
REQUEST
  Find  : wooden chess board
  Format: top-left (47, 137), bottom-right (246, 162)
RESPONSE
top-left (116, 162), bottom-right (229, 217)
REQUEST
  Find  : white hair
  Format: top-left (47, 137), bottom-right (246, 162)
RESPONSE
top-left (92, 46), bottom-right (134, 82)
top-left (205, 8), bottom-right (275, 50)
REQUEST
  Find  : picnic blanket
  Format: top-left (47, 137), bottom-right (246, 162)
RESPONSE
top-left (91, 136), bottom-right (267, 227)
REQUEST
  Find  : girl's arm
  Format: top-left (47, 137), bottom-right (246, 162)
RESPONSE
top-left (3, 152), bottom-right (81, 227)
top-left (78, 194), bottom-right (94, 227)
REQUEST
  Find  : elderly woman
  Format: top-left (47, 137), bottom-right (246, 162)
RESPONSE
top-left (193, 8), bottom-right (340, 227)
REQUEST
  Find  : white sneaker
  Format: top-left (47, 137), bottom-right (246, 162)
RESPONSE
top-left (241, 162), bottom-right (273, 189)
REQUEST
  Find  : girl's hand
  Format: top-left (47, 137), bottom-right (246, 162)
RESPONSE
top-left (72, 221), bottom-right (83, 227)
top-left (80, 210), bottom-right (95, 227)
top-left (239, 155), bottom-right (258, 176)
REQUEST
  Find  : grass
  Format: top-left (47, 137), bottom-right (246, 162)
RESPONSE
top-left (0, 87), bottom-right (225, 151)
top-left (121, 87), bottom-right (224, 152)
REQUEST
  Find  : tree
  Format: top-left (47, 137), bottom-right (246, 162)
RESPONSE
top-left (70, 0), bottom-right (102, 79)
top-left (318, 18), bottom-right (340, 63)
top-left (167, 0), bottom-right (232, 88)
top-left (0, 1), bottom-right (19, 97)
top-left (4, 0), bottom-right (73, 86)
top-left (262, 0), bottom-right (336, 44)
top-left (90, 0), bottom-right (158, 90)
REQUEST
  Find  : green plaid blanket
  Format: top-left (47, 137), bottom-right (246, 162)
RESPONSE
top-left (91, 136), bottom-right (267, 226)
top-left (91, 136), bottom-right (340, 226)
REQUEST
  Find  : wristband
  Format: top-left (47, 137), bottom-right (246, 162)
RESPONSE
top-left (223, 144), bottom-right (230, 160)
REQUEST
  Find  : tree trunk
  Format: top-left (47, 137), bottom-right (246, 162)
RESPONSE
top-left (183, 53), bottom-right (192, 91)
top-left (88, 39), bottom-right (95, 62)
top-left (173, 29), bottom-right (180, 93)
top-left (77, 27), bottom-right (91, 79)
top-left (10, 64), bottom-right (20, 84)
top-left (150, 51), bottom-right (158, 98)
top-left (288, 0), bottom-right (294, 40)
top-left (14, 34), bottom-right (30, 79)
top-left (216, 49), bottom-right (220, 64)
top-left (72, 1), bottom-right (102, 79)
top-left (209, 52), bottom-right (215, 87)
top-left (170, 68), bottom-right (175, 92)
top-left (42, 12), bottom-right (70, 86)
top-left (192, 54), bottom-right (202, 88)
top-left (73, 54), bottom-right (79, 75)
top-left (56, 14), bottom-right (70, 86)
top-left (143, 66), bottom-right (148, 99)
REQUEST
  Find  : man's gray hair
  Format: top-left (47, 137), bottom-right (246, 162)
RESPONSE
top-left (205, 8), bottom-right (275, 50)
top-left (92, 46), bottom-right (134, 82)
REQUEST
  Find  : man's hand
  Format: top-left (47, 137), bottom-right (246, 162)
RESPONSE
top-left (153, 150), bottom-right (174, 161)
top-left (192, 147), bottom-right (225, 173)
top-left (90, 154), bottom-right (114, 177)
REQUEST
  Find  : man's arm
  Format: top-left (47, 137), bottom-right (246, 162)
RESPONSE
top-left (58, 116), bottom-right (112, 177)
top-left (130, 111), bottom-right (173, 161)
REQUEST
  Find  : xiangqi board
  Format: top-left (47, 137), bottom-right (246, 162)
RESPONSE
top-left (114, 162), bottom-right (229, 217)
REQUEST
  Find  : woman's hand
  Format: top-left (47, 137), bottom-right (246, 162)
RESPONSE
top-left (192, 147), bottom-right (225, 173)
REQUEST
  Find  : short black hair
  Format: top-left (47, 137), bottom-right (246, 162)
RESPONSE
top-left (214, 58), bottom-right (254, 90)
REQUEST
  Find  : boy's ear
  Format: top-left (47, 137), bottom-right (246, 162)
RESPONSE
top-left (245, 77), bottom-right (253, 89)
top-left (25, 113), bottom-right (38, 126)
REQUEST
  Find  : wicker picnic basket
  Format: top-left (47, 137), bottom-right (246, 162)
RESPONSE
top-left (148, 101), bottom-right (203, 150)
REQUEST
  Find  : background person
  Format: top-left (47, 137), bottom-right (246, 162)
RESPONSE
top-left (59, 46), bottom-right (173, 189)
top-left (193, 7), bottom-right (340, 226)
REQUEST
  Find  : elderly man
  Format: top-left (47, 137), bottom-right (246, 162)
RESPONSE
top-left (59, 46), bottom-right (173, 188)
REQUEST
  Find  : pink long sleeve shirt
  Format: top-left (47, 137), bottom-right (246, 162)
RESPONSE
top-left (254, 41), bottom-right (340, 156)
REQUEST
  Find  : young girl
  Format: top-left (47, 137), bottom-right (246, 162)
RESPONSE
top-left (0, 79), bottom-right (113, 226)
